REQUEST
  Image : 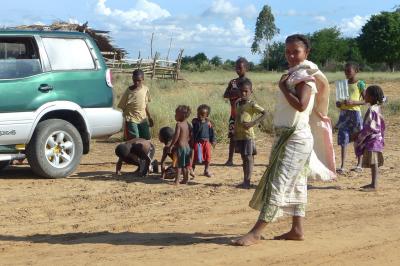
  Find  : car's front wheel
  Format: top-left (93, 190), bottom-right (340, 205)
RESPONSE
top-left (27, 119), bottom-right (83, 178)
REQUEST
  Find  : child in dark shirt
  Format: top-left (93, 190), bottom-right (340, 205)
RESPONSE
top-left (192, 104), bottom-right (216, 177)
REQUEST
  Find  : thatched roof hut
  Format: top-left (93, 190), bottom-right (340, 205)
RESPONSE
top-left (13, 21), bottom-right (126, 60)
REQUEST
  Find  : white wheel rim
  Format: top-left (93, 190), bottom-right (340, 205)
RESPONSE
top-left (45, 131), bottom-right (75, 168)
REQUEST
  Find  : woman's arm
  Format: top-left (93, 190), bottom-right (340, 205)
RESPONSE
top-left (279, 74), bottom-right (312, 112)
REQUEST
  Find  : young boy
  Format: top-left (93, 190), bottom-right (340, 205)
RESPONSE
top-left (118, 69), bottom-right (153, 141)
top-left (192, 104), bottom-right (216, 177)
top-left (159, 126), bottom-right (177, 179)
top-left (223, 57), bottom-right (249, 166)
top-left (336, 62), bottom-right (366, 174)
top-left (167, 105), bottom-right (192, 185)
top-left (234, 78), bottom-right (267, 189)
top-left (115, 138), bottom-right (156, 177)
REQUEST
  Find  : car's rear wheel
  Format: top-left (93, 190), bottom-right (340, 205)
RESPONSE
top-left (27, 119), bottom-right (83, 178)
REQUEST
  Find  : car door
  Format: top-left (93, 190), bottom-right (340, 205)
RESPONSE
top-left (0, 35), bottom-right (55, 144)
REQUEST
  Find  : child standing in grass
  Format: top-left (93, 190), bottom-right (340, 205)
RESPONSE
top-left (192, 104), bottom-right (216, 177)
top-left (223, 57), bottom-right (249, 166)
top-left (336, 62), bottom-right (366, 174)
top-left (355, 85), bottom-right (385, 191)
top-left (168, 105), bottom-right (192, 185)
top-left (234, 78), bottom-right (267, 189)
top-left (118, 69), bottom-right (153, 140)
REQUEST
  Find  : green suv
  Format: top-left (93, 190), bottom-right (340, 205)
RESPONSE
top-left (0, 30), bottom-right (122, 178)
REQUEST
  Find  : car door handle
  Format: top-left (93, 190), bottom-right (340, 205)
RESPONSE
top-left (38, 84), bottom-right (54, 92)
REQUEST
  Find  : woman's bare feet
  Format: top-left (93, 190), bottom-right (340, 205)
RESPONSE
top-left (360, 183), bottom-right (376, 191)
top-left (273, 230), bottom-right (304, 241)
top-left (231, 232), bottom-right (261, 246)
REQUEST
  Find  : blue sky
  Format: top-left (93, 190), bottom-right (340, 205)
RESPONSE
top-left (1, 0), bottom-right (399, 62)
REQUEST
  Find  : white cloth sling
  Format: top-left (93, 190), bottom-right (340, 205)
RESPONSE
top-left (287, 60), bottom-right (336, 181)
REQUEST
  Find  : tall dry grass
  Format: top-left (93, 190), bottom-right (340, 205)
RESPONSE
top-left (112, 70), bottom-right (400, 142)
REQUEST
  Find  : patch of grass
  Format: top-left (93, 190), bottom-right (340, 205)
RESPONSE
top-left (112, 70), bottom-right (400, 143)
top-left (384, 100), bottom-right (400, 115)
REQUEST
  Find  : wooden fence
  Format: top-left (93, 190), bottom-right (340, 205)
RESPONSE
top-left (102, 49), bottom-right (184, 81)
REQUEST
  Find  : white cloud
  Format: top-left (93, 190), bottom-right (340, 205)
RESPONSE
top-left (314, 16), bottom-right (327, 22)
top-left (95, 1), bottom-right (254, 60)
top-left (96, 0), bottom-right (111, 16)
top-left (203, 0), bottom-right (239, 17)
top-left (68, 18), bottom-right (80, 24)
top-left (243, 4), bottom-right (258, 19)
top-left (96, 0), bottom-right (170, 24)
top-left (340, 15), bottom-right (370, 36)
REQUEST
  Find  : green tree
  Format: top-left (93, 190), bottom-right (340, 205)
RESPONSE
top-left (343, 38), bottom-right (364, 64)
top-left (192, 52), bottom-right (209, 65)
top-left (251, 5), bottom-right (279, 69)
top-left (263, 41), bottom-right (286, 71)
top-left (358, 11), bottom-right (400, 72)
top-left (210, 56), bottom-right (222, 66)
top-left (309, 27), bottom-right (347, 67)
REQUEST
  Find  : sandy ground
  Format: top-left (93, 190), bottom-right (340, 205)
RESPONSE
top-left (1, 83), bottom-right (399, 266)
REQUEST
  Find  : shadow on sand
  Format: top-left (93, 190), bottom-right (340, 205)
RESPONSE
top-left (0, 231), bottom-right (235, 246)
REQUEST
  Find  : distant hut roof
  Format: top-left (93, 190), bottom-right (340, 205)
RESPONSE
top-left (13, 21), bottom-right (126, 59)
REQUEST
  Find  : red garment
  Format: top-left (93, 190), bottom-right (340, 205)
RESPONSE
top-left (193, 139), bottom-right (211, 163)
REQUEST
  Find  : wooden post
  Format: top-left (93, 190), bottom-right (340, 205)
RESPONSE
top-left (166, 37), bottom-right (172, 62)
top-left (151, 52), bottom-right (159, 80)
top-left (150, 32), bottom-right (154, 59)
top-left (174, 49), bottom-right (184, 81)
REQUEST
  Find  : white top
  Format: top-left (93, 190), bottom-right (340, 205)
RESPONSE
top-left (273, 62), bottom-right (318, 129)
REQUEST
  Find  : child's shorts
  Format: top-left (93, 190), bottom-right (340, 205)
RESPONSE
top-left (194, 140), bottom-right (211, 163)
top-left (337, 110), bottom-right (362, 146)
top-left (177, 146), bottom-right (191, 168)
top-left (362, 150), bottom-right (384, 168)
top-left (124, 120), bottom-right (151, 140)
top-left (235, 139), bottom-right (257, 156)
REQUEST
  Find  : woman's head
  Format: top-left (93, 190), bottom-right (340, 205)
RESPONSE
top-left (158, 126), bottom-right (174, 144)
top-left (238, 78), bottom-right (253, 100)
top-left (365, 85), bottom-right (385, 105)
top-left (285, 34), bottom-right (310, 67)
top-left (197, 104), bottom-right (211, 119)
top-left (344, 62), bottom-right (359, 80)
top-left (235, 57), bottom-right (249, 77)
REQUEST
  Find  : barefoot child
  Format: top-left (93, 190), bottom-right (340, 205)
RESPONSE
top-left (234, 78), bottom-right (267, 189)
top-left (223, 57), bottom-right (249, 166)
top-left (192, 104), bottom-right (216, 177)
top-left (336, 62), bottom-right (366, 174)
top-left (115, 138), bottom-right (155, 177)
top-left (159, 126), bottom-right (177, 179)
top-left (355, 85), bottom-right (385, 190)
top-left (168, 105), bottom-right (192, 185)
top-left (118, 69), bottom-right (154, 140)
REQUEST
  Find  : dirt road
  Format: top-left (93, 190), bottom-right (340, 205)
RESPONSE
top-left (1, 82), bottom-right (399, 265)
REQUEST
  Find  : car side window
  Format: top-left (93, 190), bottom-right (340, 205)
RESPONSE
top-left (0, 37), bottom-right (42, 79)
top-left (42, 37), bottom-right (95, 70)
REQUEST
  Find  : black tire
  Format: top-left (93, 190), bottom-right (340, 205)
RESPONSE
top-left (26, 119), bottom-right (83, 178)
top-left (0, 160), bottom-right (10, 171)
